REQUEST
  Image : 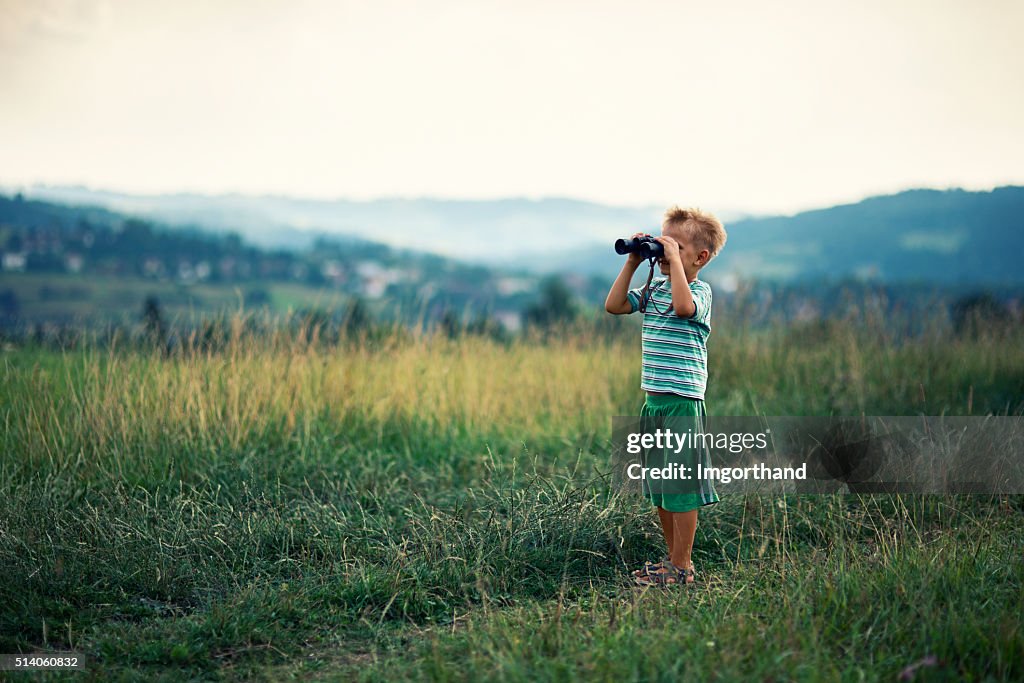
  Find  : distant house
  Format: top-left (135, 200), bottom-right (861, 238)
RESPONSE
top-left (143, 258), bottom-right (165, 278)
top-left (495, 310), bottom-right (523, 332)
top-left (177, 261), bottom-right (195, 282)
top-left (321, 260), bottom-right (345, 283)
top-left (65, 253), bottom-right (84, 273)
top-left (362, 278), bottom-right (387, 299)
top-left (497, 277), bottom-right (533, 296)
top-left (355, 262), bottom-right (404, 298)
top-left (2, 252), bottom-right (27, 272)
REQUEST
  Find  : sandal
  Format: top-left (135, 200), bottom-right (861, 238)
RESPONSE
top-left (634, 562), bottom-right (696, 587)
top-left (631, 556), bottom-right (671, 578)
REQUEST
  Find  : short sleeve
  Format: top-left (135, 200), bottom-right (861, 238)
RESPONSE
top-left (689, 281), bottom-right (712, 324)
top-left (626, 286), bottom-right (644, 313)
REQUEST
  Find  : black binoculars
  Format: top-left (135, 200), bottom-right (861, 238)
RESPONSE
top-left (614, 236), bottom-right (664, 259)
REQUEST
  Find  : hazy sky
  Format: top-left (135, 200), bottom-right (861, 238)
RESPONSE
top-left (1, 0), bottom-right (1022, 214)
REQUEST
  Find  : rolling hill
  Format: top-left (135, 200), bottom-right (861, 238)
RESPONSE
top-left (9, 184), bottom-right (1024, 286)
top-left (540, 187), bottom-right (1024, 286)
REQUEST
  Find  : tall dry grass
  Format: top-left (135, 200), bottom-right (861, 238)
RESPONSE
top-left (1, 314), bottom-right (1021, 679)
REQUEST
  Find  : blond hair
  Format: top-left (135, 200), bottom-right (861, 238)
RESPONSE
top-left (662, 206), bottom-right (727, 260)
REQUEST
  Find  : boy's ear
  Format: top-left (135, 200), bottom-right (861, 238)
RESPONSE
top-left (696, 248), bottom-right (710, 266)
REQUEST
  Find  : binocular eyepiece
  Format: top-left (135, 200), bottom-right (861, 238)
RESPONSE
top-left (614, 236), bottom-right (664, 259)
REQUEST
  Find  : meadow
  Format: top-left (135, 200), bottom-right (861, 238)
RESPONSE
top-left (1, 312), bottom-right (1022, 681)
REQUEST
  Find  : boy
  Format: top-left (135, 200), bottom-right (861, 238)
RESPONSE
top-left (604, 206), bottom-right (727, 586)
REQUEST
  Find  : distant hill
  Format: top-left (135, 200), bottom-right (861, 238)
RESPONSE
top-left (0, 194), bottom-right (561, 327)
top-left (551, 187), bottom-right (1024, 287)
top-left (3, 190), bottom-right (1023, 333)
top-left (10, 184), bottom-right (1024, 286)
top-left (715, 187), bottom-right (1024, 285)
top-left (17, 186), bottom-right (673, 262)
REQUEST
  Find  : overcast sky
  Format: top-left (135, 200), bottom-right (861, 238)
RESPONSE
top-left (1, 0), bottom-right (1022, 214)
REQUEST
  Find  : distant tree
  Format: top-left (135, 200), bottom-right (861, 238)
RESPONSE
top-left (465, 313), bottom-right (509, 343)
top-left (0, 289), bottom-right (18, 318)
top-left (142, 295), bottom-right (167, 346)
top-left (439, 310), bottom-right (462, 338)
top-left (122, 219), bottom-right (155, 245)
top-left (245, 288), bottom-right (271, 307)
top-left (525, 276), bottom-right (578, 329)
top-left (341, 297), bottom-right (372, 337)
top-left (950, 293), bottom-right (1011, 338)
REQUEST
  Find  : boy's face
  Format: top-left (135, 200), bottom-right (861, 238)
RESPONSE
top-left (657, 222), bottom-right (705, 276)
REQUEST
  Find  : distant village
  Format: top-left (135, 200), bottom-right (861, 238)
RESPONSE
top-left (0, 194), bottom-right (605, 333)
top-left (3, 193), bottom-right (1021, 339)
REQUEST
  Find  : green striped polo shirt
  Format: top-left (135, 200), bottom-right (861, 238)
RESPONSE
top-left (626, 277), bottom-right (712, 399)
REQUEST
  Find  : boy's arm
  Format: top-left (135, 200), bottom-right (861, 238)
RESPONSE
top-left (669, 263), bottom-right (696, 318)
top-left (605, 236), bottom-right (646, 314)
top-left (656, 235), bottom-right (713, 319)
top-left (604, 256), bottom-right (643, 314)
top-left (655, 235), bottom-right (696, 318)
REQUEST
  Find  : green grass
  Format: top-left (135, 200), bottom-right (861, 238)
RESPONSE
top-left (1, 319), bottom-right (1022, 680)
top-left (0, 271), bottom-right (351, 327)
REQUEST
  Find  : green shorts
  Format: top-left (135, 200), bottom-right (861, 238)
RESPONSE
top-left (639, 393), bottom-right (720, 513)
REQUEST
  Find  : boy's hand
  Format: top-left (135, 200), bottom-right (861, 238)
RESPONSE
top-left (625, 232), bottom-right (649, 265)
top-left (655, 235), bottom-right (682, 263)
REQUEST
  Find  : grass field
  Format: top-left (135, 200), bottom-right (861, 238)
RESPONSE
top-left (0, 272), bottom-right (353, 328)
top-left (1, 316), bottom-right (1022, 681)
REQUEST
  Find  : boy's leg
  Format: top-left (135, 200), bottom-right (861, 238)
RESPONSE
top-left (656, 506), bottom-right (675, 558)
top-left (632, 506), bottom-right (673, 578)
top-left (669, 510), bottom-right (698, 578)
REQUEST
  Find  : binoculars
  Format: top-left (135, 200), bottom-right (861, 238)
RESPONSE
top-left (614, 236), bottom-right (664, 259)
